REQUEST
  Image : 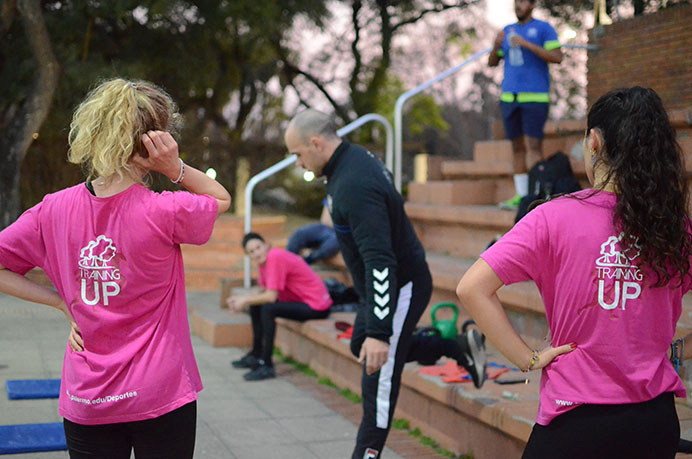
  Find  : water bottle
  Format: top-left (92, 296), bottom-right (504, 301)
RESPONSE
top-left (507, 29), bottom-right (524, 67)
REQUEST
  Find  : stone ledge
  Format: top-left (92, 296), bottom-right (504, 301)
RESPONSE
top-left (190, 308), bottom-right (252, 347)
top-left (405, 203), bottom-right (516, 229)
top-left (275, 315), bottom-right (532, 458)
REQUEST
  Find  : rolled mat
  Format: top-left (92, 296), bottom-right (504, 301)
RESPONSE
top-left (0, 423), bottom-right (67, 454)
top-left (5, 379), bottom-right (61, 400)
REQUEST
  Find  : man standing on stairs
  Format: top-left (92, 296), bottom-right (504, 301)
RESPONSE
top-left (489, 0), bottom-right (563, 209)
top-left (284, 109), bottom-right (488, 459)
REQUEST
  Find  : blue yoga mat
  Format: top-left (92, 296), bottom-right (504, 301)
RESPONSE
top-left (5, 379), bottom-right (61, 400)
top-left (0, 423), bottom-right (67, 454)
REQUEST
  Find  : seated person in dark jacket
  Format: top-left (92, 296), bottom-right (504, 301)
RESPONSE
top-left (286, 201), bottom-right (340, 265)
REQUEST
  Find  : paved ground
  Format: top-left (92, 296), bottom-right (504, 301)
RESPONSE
top-left (0, 292), bottom-right (404, 459)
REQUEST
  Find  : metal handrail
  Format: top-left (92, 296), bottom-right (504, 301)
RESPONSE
top-left (392, 42), bottom-right (597, 190)
top-left (393, 47), bottom-right (492, 191)
top-left (243, 113), bottom-right (393, 287)
top-left (563, 43), bottom-right (599, 51)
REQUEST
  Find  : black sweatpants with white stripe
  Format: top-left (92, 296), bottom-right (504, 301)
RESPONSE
top-left (349, 269), bottom-right (434, 459)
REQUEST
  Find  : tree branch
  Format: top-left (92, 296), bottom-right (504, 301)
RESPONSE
top-left (391, 2), bottom-right (462, 32)
top-left (0, 0), bottom-right (60, 227)
top-left (278, 51), bottom-right (350, 121)
top-left (7, 0), bottom-right (60, 160)
top-left (348, 0), bottom-right (363, 100)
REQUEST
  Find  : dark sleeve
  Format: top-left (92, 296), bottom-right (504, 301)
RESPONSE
top-left (345, 184), bottom-right (398, 343)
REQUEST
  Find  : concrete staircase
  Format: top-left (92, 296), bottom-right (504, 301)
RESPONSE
top-left (181, 214), bottom-right (286, 291)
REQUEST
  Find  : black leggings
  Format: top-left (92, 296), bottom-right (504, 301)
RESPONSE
top-left (249, 302), bottom-right (330, 365)
top-left (522, 392), bottom-right (679, 459)
top-left (63, 401), bottom-right (196, 459)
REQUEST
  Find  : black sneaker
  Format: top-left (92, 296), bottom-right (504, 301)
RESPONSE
top-left (232, 353), bottom-right (259, 369)
top-left (457, 329), bottom-right (487, 389)
top-left (243, 363), bottom-right (276, 381)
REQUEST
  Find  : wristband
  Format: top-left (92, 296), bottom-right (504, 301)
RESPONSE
top-left (522, 350), bottom-right (539, 372)
top-left (170, 158), bottom-right (184, 184)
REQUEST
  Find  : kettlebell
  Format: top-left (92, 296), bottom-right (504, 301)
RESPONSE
top-left (430, 302), bottom-right (459, 340)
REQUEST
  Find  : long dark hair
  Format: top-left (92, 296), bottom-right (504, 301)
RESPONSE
top-left (588, 87), bottom-right (691, 287)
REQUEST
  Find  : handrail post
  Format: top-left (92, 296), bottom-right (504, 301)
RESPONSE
top-left (243, 155), bottom-right (298, 287)
top-left (393, 47), bottom-right (492, 191)
top-left (242, 113), bottom-right (393, 287)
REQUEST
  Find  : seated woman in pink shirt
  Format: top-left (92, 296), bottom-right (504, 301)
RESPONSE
top-left (457, 87), bottom-right (690, 459)
top-left (0, 79), bottom-right (231, 459)
top-left (227, 232), bottom-right (332, 381)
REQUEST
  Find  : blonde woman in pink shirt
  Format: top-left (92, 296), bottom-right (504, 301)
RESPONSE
top-left (458, 87), bottom-right (690, 458)
top-left (0, 78), bottom-right (231, 458)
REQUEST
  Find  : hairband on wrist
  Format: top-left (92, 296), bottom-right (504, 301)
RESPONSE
top-left (522, 350), bottom-right (539, 372)
top-left (170, 158), bottom-right (184, 184)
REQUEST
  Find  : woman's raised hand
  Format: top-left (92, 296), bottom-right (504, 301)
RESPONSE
top-left (132, 131), bottom-right (181, 180)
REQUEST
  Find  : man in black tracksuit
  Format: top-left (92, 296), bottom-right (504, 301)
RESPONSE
top-left (285, 110), bottom-right (486, 459)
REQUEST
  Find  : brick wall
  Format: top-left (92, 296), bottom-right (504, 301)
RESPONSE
top-left (587, 4), bottom-right (692, 110)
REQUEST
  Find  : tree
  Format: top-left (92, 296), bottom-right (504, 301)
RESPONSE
top-left (277, 0), bottom-right (478, 122)
top-left (0, 0), bottom-right (59, 229)
top-left (1, 0), bottom-right (328, 223)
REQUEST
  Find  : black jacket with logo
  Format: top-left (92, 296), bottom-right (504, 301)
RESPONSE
top-left (323, 141), bottom-right (428, 342)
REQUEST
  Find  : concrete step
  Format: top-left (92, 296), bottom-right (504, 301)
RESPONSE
top-left (491, 118), bottom-right (587, 140)
top-left (405, 203), bottom-right (515, 259)
top-left (274, 313), bottom-right (692, 458)
top-left (441, 153), bottom-right (587, 181)
top-left (408, 180), bottom-right (498, 206)
top-left (473, 136), bottom-right (583, 164)
top-left (184, 268), bottom-right (244, 292)
top-left (190, 308), bottom-right (252, 347)
top-left (182, 251), bottom-right (244, 269)
top-left (440, 160), bottom-right (514, 179)
top-left (181, 214), bottom-right (286, 292)
top-left (208, 214), bottom-right (286, 242)
top-left (490, 109), bottom-right (690, 141)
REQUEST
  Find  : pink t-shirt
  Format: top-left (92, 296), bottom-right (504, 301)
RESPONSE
top-left (482, 189), bottom-right (688, 426)
top-left (259, 248), bottom-right (332, 311)
top-left (0, 183), bottom-right (218, 425)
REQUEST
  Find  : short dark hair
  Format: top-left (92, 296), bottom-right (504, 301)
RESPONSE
top-left (242, 232), bottom-right (265, 248)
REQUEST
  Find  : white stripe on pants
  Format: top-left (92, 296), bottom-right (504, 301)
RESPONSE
top-left (375, 281), bottom-right (412, 429)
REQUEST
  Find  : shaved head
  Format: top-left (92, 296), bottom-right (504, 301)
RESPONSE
top-left (285, 109), bottom-right (343, 176)
top-left (288, 109), bottom-right (340, 144)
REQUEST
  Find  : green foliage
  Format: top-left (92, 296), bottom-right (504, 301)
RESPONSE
top-left (2, 0), bottom-right (328, 210)
top-left (391, 418), bottom-right (410, 430)
top-left (318, 377), bottom-right (337, 388)
top-left (372, 73), bottom-right (448, 138)
top-left (339, 388), bottom-right (363, 404)
top-left (274, 347), bottom-right (468, 457)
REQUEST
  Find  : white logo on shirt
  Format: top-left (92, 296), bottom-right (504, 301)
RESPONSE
top-left (372, 268), bottom-right (390, 320)
top-left (79, 235), bottom-right (121, 306)
top-left (327, 195), bottom-right (333, 214)
top-left (528, 28), bottom-right (538, 38)
top-left (595, 233), bottom-right (642, 310)
top-left (555, 399), bottom-right (575, 406)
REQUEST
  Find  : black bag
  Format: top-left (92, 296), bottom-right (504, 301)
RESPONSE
top-left (515, 151), bottom-right (581, 222)
top-left (324, 277), bottom-right (360, 305)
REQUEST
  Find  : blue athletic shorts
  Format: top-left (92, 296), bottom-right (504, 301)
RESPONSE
top-left (500, 101), bottom-right (549, 140)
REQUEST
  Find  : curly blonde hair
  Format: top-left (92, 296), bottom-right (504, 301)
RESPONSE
top-left (68, 78), bottom-right (180, 182)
